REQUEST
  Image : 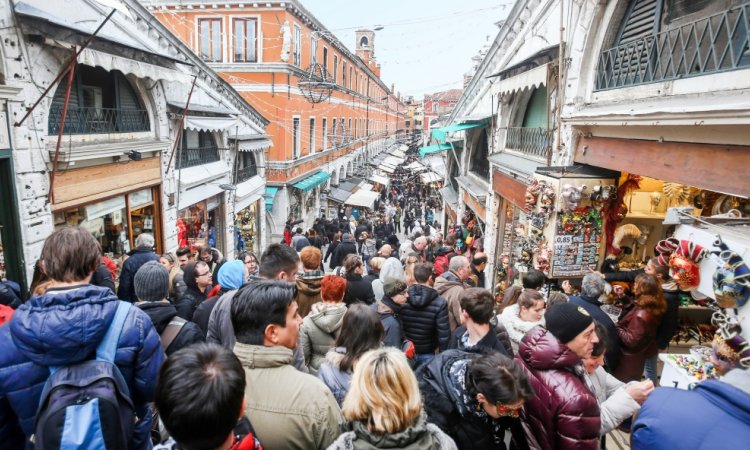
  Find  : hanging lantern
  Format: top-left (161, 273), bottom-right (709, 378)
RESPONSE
top-left (298, 63), bottom-right (334, 104)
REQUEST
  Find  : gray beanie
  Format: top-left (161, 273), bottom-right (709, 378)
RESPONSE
top-left (134, 261), bottom-right (170, 302)
top-left (383, 277), bottom-right (407, 298)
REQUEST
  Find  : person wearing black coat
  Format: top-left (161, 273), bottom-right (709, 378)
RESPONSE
top-left (331, 235), bottom-right (358, 269)
top-left (175, 262), bottom-right (209, 321)
top-left (401, 264), bottom-right (451, 364)
top-left (118, 239), bottom-right (160, 302)
top-left (137, 302), bottom-right (205, 355)
top-left (569, 273), bottom-right (621, 371)
top-left (90, 262), bottom-right (116, 293)
top-left (343, 256), bottom-right (375, 306)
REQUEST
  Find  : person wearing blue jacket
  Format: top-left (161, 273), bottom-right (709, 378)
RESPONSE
top-left (0, 227), bottom-right (165, 449)
top-left (631, 368), bottom-right (750, 449)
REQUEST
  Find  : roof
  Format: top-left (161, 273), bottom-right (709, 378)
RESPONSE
top-left (488, 45), bottom-right (559, 79)
top-left (424, 88), bottom-right (464, 103)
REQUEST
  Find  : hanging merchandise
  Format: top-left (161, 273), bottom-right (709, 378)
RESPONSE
top-left (711, 311), bottom-right (750, 374)
top-left (712, 236), bottom-right (750, 308)
top-left (551, 207), bottom-right (603, 277)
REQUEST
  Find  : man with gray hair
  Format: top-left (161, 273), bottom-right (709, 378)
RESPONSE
top-left (569, 272), bottom-right (621, 370)
top-left (400, 235), bottom-right (428, 262)
top-left (118, 233), bottom-right (160, 302)
top-left (433, 255), bottom-right (472, 332)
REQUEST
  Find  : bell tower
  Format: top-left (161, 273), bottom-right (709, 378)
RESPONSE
top-left (355, 29), bottom-right (376, 62)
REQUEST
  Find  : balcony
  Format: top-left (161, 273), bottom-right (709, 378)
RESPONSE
top-left (596, 2), bottom-right (750, 91)
top-left (48, 106), bottom-right (149, 135)
top-left (505, 127), bottom-right (552, 159)
top-left (178, 147), bottom-right (223, 169)
top-left (235, 165), bottom-right (258, 184)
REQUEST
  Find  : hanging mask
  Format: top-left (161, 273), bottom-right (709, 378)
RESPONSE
top-left (669, 240), bottom-right (707, 290)
top-left (713, 250), bottom-right (750, 308)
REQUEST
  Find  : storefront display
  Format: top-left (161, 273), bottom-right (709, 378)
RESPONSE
top-left (53, 187), bottom-right (161, 258)
top-left (178, 194), bottom-right (224, 253)
top-left (235, 200), bottom-right (261, 255)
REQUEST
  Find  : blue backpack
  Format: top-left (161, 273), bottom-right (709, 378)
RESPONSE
top-left (32, 301), bottom-right (134, 450)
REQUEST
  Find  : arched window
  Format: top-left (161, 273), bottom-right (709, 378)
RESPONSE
top-left (360, 36), bottom-right (369, 47)
top-left (48, 65), bottom-right (149, 135)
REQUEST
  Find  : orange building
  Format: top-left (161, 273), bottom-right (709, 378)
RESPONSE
top-left (143, 0), bottom-right (406, 239)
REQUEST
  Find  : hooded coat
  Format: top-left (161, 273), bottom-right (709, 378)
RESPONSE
top-left (373, 295), bottom-right (405, 349)
top-left (402, 284), bottom-right (450, 354)
top-left (332, 240), bottom-right (358, 269)
top-left (433, 272), bottom-right (467, 332)
top-left (137, 301), bottom-right (205, 355)
top-left (299, 302), bottom-right (347, 375)
top-left (328, 412), bottom-right (457, 450)
top-left (344, 273), bottom-right (375, 306)
top-left (613, 298), bottom-right (662, 383)
top-left (0, 285), bottom-right (164, 449)
top-left (498, 304), bottom-right (545, 354)
top-left (175, 262), bottom-right (207, 321)
top-left (373, 257), bottom-right (405, 301)
top-left (631, 368), bottom-right (750, 450)
top-left (317, 347), bottom-right (352, 406)
top-left (515, 326), bottom-right (600, 450)
top-left (296, 274), bottom-right (323, 318)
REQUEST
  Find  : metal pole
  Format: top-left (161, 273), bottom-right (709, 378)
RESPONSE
top-left (165, 75), bottom-right (198, 175)
top-left (15, 9), bottom-right (116, 127)
top-left (48, 56), bottom-right (77, 204)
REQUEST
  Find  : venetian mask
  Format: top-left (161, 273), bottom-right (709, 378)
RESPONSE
top-left (713, 250), bottom-right (750, 308)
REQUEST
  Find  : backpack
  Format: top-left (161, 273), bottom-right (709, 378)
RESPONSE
top-left (433, 252), bottom-right (454, 277)
top-left (32, 301), bottom-right (135, 450)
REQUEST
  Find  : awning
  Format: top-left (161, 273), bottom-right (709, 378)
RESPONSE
top-left (238, 138), bottom-right (273, 152)
top-left (292, 171), bottom-right (330, 192)
top-left (264, 187), bottom-right (279, 211)
top-left (404, 161), bottom-right (425, 171)
top-left (456, 175), bottom-right (489, 201)
top-left (368, 174), bottom-right (390, 186)
top-left (424, 155), bottom-right (446, 178)
top-left (345, 190), bottom-right (381, 208)
top-left (419, 143), bottom-right (452, 157)
top-left (379, 165), bottom-right (395, 174)
top-left (431, 121), bottom-right (488, 143)
top-left (360, 183), bottom-right (373, 191)
top-left (390, 149), bottom-right (406, 159)
top-left (492, 63), bottom-right (549, 97)
top-left (439, 186), bottom-right (459, 205)
top-left (383, 156), bottom-right (406, 167)
top-left (420, 172), bottom-right (442, 184)
top-left (79, 48), bottom-right (192, 84)
top-left (399, 144), bottom-right (409, 152)
top-left (185, 116), bottom-right (238, 132)
top-left (327, 187), bottom-right (351, 204)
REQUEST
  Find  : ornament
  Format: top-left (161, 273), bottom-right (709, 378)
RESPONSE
top-left (713, 250), bottom-right (750, 308)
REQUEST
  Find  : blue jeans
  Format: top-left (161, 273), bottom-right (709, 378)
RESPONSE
top-left (414, 353), bottom-right (435, 369)
top-left (644, 354), bottom-right (658, 384)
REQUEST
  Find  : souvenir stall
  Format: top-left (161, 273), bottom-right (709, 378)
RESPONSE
top-left (656, 218), bottom-right (750, 389)
top-left (448, 209), bottom-right (484, 259)
top-left (177, 194), bottom-right (224, 254)
top-left (235, 200), bottom-right (261, 254)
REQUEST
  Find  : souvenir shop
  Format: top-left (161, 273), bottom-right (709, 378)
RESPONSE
top-left (234, 199), bottom-right (262, 255)
top-left (451, 200), bottom-right (485, 260)
top-left (177, 194), bottom-right (225, 254)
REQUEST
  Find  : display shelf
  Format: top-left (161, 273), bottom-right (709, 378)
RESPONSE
top-left (658, 353), bottom-right (718, 390)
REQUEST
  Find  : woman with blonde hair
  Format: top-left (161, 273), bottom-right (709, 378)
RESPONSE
top-left (160, 252), bottom-right (186, 301)
top-left (328, 347), bottom-right (457, 450)
top-left (404, 253), bottom-right (420, 286)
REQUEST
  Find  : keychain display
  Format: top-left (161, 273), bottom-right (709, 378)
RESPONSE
top-left (551, 207), bottom-right (603, 277)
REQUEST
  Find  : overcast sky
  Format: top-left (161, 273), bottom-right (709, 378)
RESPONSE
top-left (299, 0), bottom-right (512, 99)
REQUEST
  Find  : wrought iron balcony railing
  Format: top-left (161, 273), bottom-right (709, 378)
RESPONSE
top-left (505, 127), bottom-right (552, 159)
top-left (596, 2), bottom-right (750, 91)
top-left (178, 147), bottom-right (223, 169)
top-left (48, 106), bottom-right (149, 135)
top-left (235, 165), bottom-right (258, 184)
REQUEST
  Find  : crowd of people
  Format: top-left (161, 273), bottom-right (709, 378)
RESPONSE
top-left (1, 195), bottom-right (749, 449)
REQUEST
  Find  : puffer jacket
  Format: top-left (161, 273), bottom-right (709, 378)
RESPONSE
top-left (117, 247), bottom-right (160, 302)
top-left (585, 366), bottom-right (639, 435)
top-left (344, 274), bottom-right (375, 306)
top-left (433, 272), bottom-right (466, 332)
top-left (299, 302), bottom-right (347, 375)
top-left (296, 274), bottom-right (323, 318)
top-left (631, 368), bottom-right (750, 450)
top-left (402, 284), bottom-right (450, 354)
top-left (613, 300), bottom-right (661, 383)
top-left (448, 325), bottom-right (510, 358)
top-left (0, 285), bottom-right (164, 449)
top-left (498, 304), bottom-right (544, 354)
top-left (515, 326), bottom-right (600, 450)
top-left (137, 301), bottom-right (205, 355)
top-left (317, 348), bottom-right (352, 406)
top-left (328, 412), bottom-right (457, 450)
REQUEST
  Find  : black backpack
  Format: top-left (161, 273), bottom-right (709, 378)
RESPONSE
top-left (32, 301), bottom-right (135, 449)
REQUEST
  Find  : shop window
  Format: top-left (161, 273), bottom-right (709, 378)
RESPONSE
top-left (293, 24), bottom-right (302, 67)
top-left (180, 129), bottom-right (220, 168)
top-left (199, 18), bottom-right (223, 62)
top-left (48, 65), bottom-right (149, 135)
top-left (469, 128), bottom-right (490, 180)
top-left (235, 200), bottom-right (261, 254)
top-left (233, 18), bottom-right (258, 62)
top-left (235, 151), bottom-right (258, 183)
top-left (53, 187), bottom-right (161, 260)
top-left (177, 196), bottom-right (223, 253)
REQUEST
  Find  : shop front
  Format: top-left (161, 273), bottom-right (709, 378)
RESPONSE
top-left (51, 158), bottom-right (163, 260)
top-left (177, 194), bottom-right (225, 254)
top-left (235, 199), bottom-right (261, 255)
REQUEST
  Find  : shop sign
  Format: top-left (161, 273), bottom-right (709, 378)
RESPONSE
top-left (85, 196), bottom-right (126, 222)
top-left (128, 188), bottom-right (153, 208)
top-left (492, 169), bottom-right (528, 211)
top-left (462, 192), bottom-right (486, 222)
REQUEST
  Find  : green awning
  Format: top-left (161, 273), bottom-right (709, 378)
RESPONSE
top-left (292, 171), bottom-right (331, 192)
top-left (264, 187), bottom-right (279, 211)
top-left (431, 120), bottom-right (489, 143)
top-left (419, 143), bottom-right (452, 158)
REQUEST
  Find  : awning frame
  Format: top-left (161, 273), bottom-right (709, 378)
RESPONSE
top-left (292, 171), bottom-right (331, 192)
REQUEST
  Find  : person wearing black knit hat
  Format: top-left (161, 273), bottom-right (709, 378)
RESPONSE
top-left (514, 302), bottom-right (602, 450)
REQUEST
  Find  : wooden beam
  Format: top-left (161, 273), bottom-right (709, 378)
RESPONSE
top-left (492, 169), bottom-right (529, 211)
top-left (575, 136), bottom-right (750, 197)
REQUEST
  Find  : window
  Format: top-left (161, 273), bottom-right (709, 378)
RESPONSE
top-left (354, 118), bottom-right (357, 138)
top-left (333, 55), bottom-right (338, 84)
top-left (342, 61), bottom-right (347, 88)
top-left (236, 151), bottom-right (258, 182)
top-left (432, 103), bottom-right (439, 113)
top-left (292, 117), bottom-right (300, 158)
top-left (348, 118), bottom-right (352, 141)
top-left (323, 47), bottom-right (329, 75)
top-left (469, 129), bottom-right (490, 180)
top-left (233, 18), bottom-right (257, 62)
top-left (310, 35), bottom-right (317, 65)
top-left (199, 18), bottom-right (222, 62)
top-left (293, 24), bottom-right (302, 66)
top-left (349, 67), bottom-right (353, 90)
top-left (309, 117), bottom-right (316, 154)
top-left (180, 130), bottom-right (220, 168)
top-left (332, 118), bottom-right (337, 140)
top-left (322, 117), bottom-right (328, 150)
